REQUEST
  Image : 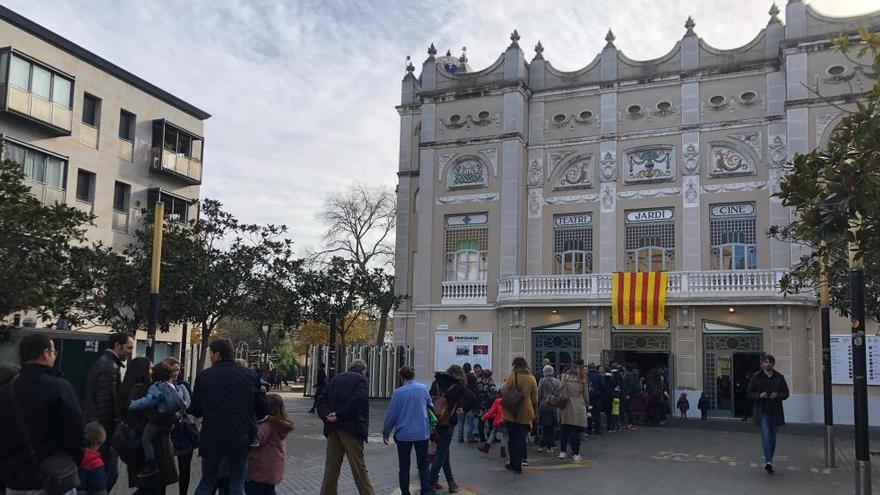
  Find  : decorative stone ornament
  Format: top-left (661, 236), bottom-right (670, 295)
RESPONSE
top-left (509, 30), bottom-right (520, 48)
top-left (682, 143), bottom-right (700, 175)
top-left (534, 41), bottom-right (544, 59)
top-left (605, 29), bottom-right (616, 48)
top-left (728, 131), bottom-right (762, 156)
top-left (683, 176), bottom-right (700, 208)
top-left (527, 160), bottom-right (543, 188)
top-left (708, 144), bottom-right (755, 177)
top-left (448, 157), bottom-right (488, 188)
top-left (599, 152), bottom-right (617, 182)
top-left (684, 16), bottom-right (696, 37)
top-left (555, 156), bottom-right (593, 190)
top-left (768, 135), bottom-right (786, 167)
top-left (600, 182), bottom-right (616, 213)
top-left (624, 148), bottom-right (675, 184)
top-left (769, 3), bottom-right (781, 23)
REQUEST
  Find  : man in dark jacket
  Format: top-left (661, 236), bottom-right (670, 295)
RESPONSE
top-left (191, 339), bottom-right (260, 495)
top-left (83, 332), bottom-right (133, 491)
top-left (0, 334), bottom-right (85, 492)
top-left (316, 359), bottom-right (375, 495)
top-left (308, 362), bottom-right (327, 414)
top-left (746, 354), bottom-right (789, 474)
top-left (587, 364), bottom-right (608, 434)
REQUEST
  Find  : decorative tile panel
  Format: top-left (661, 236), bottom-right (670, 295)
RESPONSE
top-left (708, 144), bottom-right (755, 177)
top-left (624, 147), bottom-right (675, 184)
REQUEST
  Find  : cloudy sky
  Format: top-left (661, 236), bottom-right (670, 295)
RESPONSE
top-left (5, 0), bottom-right (877, 254)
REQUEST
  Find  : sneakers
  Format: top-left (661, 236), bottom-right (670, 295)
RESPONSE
top-left (522, 460), bottom-right (529, 466)
top-left (478, 442), bottom-right (490, 454)
top-left (537, 447), bottom-right (545, 453)
top-left (572, 454), bottom-right (583, 462)
top-left (557, 452), bottom-right (568, 459)
top-left (447, 482), bottom-right (460, 493)
top-left (765, 463), bottom-right (774, 474)
top-left (500, 446), bottom-right (507, 458)
top-left (137, 459), bottom-right (159, 479)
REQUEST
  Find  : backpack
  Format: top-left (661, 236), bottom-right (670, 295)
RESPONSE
top-left (547, 380), bottom-right (569, 410)
top-left (434, 384), bottom-right (458, 426)
top-left (501, 372), bottom-right (524, 417)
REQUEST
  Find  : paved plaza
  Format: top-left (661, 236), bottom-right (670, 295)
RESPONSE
top-left (112, 394), bottom-right (880, 495)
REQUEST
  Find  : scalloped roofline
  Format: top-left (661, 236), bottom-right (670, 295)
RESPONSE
top-left (699, 28), bottom-right (766, 56)
top-left (436, 52), bottom-right (505, 81)
top-left (806, 2), bottom-right (880, 23)
top-left (544, 53), bottom-right (600, 77)
top-left (618, 40), bottom-right (682, 67)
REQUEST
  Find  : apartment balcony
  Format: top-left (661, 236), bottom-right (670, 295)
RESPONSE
top-left (25, 178), bottom-right (65, 205)
top-left (150, 119), bottom-right (203, 185)
top-left (441, 280), bottom-right (488, 305)
top-left (496, 269), bottom-right (812, 306)
top-left (151, 147), bottom-right (202, 184)
top-left (6, 85), bottom-right (72, 135)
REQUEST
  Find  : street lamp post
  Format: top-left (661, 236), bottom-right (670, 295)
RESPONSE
top-left (146, 202), bottom-right (164, 361)
top-left (819, 242), bottom-right (835, 467)
top-left (848, 217), bottom-right (871, 494)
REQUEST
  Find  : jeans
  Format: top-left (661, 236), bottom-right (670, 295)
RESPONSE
top-left (559, 424), bottom-right (581, 455)
top-left (467, 411), bottom-right (478, 440)
top-left (589, 399), bottom-right (603, 433)
top-left (506, 423), bottom-right (528, 472)
top-left (396, 439), bottom-right (430, 495)
top-left (540, 423), bottom-right (556, 448)
top-left (429, 426), bottom-right (455, 484)
top-left (141, 422), bottom-right (162, 462)
top-left (244, 481), bottom-right (275, 495)
top-left (194, 453), bottom-right (249, 495)
top-left (178, 453), bottom-right (194, 495)
top-left (760, 413), bottom-right (778, 464)
top-left (98, 442), bottom-right (119, 491)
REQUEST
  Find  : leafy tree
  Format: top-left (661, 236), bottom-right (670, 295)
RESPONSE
top-left (300, 257), bottom-right (367, 352)
top-left (290, 316), bottom-right (376, 357)
top-left (771, 28), bottom-right (880, 321)
top-left (0, 147), bottom-right (93, 322)
top-left (357, 268), bottom-right (404, 345)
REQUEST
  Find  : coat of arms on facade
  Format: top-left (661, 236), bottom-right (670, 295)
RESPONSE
top-left (625, 148), bottom-right (674, 184)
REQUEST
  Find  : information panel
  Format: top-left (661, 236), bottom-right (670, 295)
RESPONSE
top-left (434, 332), bottom-right (492, 372)
top-left (829, 334), bottom-right (880, 385)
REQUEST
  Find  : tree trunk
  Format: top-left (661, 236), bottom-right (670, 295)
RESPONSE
top-left (196, 320), bottom-right (211, 376)
top-left (376, 309), bottom-right (389, 346)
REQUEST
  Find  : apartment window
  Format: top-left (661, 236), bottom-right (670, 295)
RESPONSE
top-left (710, 203), bottom-right (757, 270)
top-left (119, 110), bottom-right (135, 141)
top-left (3, 141), bottom-right (66, 189)
top-left (444, 214), bottom-right (489, 282)
top-left (554, 213), bottom-right (593, 275)
top-left (8, 54), bottom-right (73, 108)
top-left (148, 189), bottom-right (193, 223)
top-left (625, 208), bottom-right (675, 272)
top-left (113, 181), bottom-right (130, 212)
top-left (153, 120), bottom-right (203, 161)
top-left (75, 170), bottom-right (95, 203)
top-left (82, 94), bottom-right (100, 127)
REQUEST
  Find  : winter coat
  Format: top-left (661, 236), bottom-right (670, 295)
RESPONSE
top-left (588, 370), bottom-right (608, 405)
top-left (481, 398), bottom-right (504, 429)
top-left (475, 377), bottom-right (497, 412)
top-left (84, 350), bottom-right (123, 435)
top-left (316, 370), bottom-right (370, 441)
top-left (118, 383), bottom-right (178, 490)
top-left (537, 376), bottom-right (562, 408)
top-left (78, 448), bottom-right (107, 495)
top-left (129, 381), bottom-right (184, 415)
top-left (170, 380), bottom-right (196, 455)
top-left (746, 369), bottom-right (790, 427)
top-left (247, 416), bottom-right (294, 485)
top-left (558, 373), bottom-right (589, 427)
top-left (697, 395), bottom-right (710, 412)
top-left (500, 368), bottom-right (538, 426)
top-left (191, 359), bottom-right (260, 457)
top-left (677, 397), bottom-right (690, 412)
top-left (0, 364), bottom-right (86, 491)
top-left (429, 372), bottom-right (477, 428)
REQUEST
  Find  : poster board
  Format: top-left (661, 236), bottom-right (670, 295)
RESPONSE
top-left (829, 334), bottom-right (880, 385)
top-left (434, 332), bottom-right (492, 372)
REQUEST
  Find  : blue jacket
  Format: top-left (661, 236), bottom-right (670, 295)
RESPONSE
top-left (383, 380), bottom-right (433, 442)
top-left (129, 381), bottom-right (183, 415)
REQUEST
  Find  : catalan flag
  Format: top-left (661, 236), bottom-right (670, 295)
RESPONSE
top-left (612, 272), bottom-right (669, 327)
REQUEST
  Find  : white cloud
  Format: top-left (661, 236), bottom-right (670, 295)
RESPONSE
top-left (4, 0), bottom-right (877, 254)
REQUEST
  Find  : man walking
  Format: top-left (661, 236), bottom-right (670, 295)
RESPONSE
top-left (746, 354), bottom-right (789, 474)
top-left (0, 334), bottom-right (85, 495)
top-left (84, 332), bottom-right (134, 491)
top-left (191, 339), bottom-right (260, 495)
top-left (383, 366), bottom-right (433, 495)
top-left (317, 359), bottom-right (374, 495)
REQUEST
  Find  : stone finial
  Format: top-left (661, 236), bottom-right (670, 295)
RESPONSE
top-left (534, 40), bottom-right (544, 59)
top-left (509, 29), bottom-right (520, 48)
top-left (459, 46), bottom-right (468, 64)
top-left (605, 29), bottom-right (616, 48)
top-left (427, 43), bottom-right (437, 60)
top-left (405, 56), bottom-right (414, 74)
top-left (445, 49), bottom-right (451, 57)
top-left (769, 3), bottom-right (781, 23)
top-left (684, 16), bottom-right (696, 36)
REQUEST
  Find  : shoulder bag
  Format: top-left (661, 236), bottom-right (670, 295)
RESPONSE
top-left (549, 379), bottom-right (570, 410)
top-left (501, 372), bottom-right (524, 417)
top-left (8, 376), bottom-right (80, 495)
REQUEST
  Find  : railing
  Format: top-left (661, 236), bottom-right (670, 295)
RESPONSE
top-left (441, 280), bottom-right (488, 305)
top-left (118, 139), bottom-right (134, 161)
top-left (112, 209), bottom-right (130, 233)
top-left (497, 269), bottom-right (791, 303)
top-left (8, 86), bottom-right (72, 132)
top-left (25, 179), bottom-right (65, 205)
top-left (79, 122), bottom-right (99, 149)
top-left (153, 147), bottom-right (202, 182)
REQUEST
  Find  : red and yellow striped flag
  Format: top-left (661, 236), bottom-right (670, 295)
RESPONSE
top-left (611, 272), bottom-right (669, 327)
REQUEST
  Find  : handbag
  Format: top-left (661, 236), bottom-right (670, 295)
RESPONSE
top-left (549, 379), bottom-right (570, 410)
top-left (111, 420), bottom-right (142, 465)
top-left (501, 372), bottom-right (524, 417)
top-left (8, 376), bottom-right (80, 495)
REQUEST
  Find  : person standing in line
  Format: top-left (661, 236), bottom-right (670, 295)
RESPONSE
top-left (308, 363), bottom-right (327, 414)
top-left (500, 357), bottom-right (538, 475)
top-left (587, 363), bottom-right (607, 434)
top-left (676, 393), bottom-right (690, 420)
top-left (557, 366), bottom-right (588, 461)
top-left (428, 364), bottom-right (476, 493)
top-left (84, 332), bottom-right (134, 491)
top-left (164, 358), bottom-right (196, 495)
top-left (456, 363), bottom-right (478, 443)
top-left (0, 334), bottom-right (86, 495)
top-left (191, 340), bottom-right (260, 495)
top-left (697, 392), bottom-right (710, 422)
top-left (383, 366), bottom-right (433, 495)
top-left (316, 359), bottom-right (375, 495)
top-left (745, 355), bottom-right (789, 474)
top-left (474, 369), bottom-right (496, 443)
top-left (536, 365), bottom-right (561, 453)
top-left (245, 393), bottom-right (294, 495)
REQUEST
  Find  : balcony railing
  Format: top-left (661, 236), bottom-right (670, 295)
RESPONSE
top-left (79, 122), bottom-right (99, 148)
top-left (112, 209), bottom-right (130, 233)
top-left (441, 280), bottom-right (487, 305)
top-left (497, 269), bottom-right (797, 304)
top-left (8, 85), bottom-right (72, 133)
top-left (118, 139), bottom-right (134, 161)
top-left (25, 179), bottom-right (65, 205)
top-left (151, 147), bottom-right (202, 183)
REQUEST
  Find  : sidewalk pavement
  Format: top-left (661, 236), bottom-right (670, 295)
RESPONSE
top-left (114, 396), bottom-right (880, 495)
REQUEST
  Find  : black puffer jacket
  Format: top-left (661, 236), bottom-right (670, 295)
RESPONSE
top-left (84, 350), bottom-right (123, 434)
top-left (0, 364), bottom-right (85, 490)
top-left (429, 372), bottom-right (477, 427)
top-left (316, 371), bottom-right (370, 441)
top-left (190, 359), bottom-right (259, 457)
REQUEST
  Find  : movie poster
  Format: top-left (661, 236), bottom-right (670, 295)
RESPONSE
top-left (434, 332), bottom-right (493, 371)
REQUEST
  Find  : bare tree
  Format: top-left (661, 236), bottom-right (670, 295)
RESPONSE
top-left (314, 183), bottom-right (395, 269)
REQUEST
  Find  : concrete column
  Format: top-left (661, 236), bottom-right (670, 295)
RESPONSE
top-left (681, 33), bottom-right (698, 72)
top-left (768, 121), bottom-right (789, 268)
top-left (412, 148), bottom-right (436, 380)
top-left (681, 82), bottom-right (700, 127)
top-left (527, 100), bottom-right (545, 275)
top-left (500, 139), bottom-right (523, 278)
top-left (785, 1), bottom-right (807, 39)
top-left (681, 131), bottom-right (701, 270)
top-left (785, 52), bottom-right (808, 101)
top-left (598, 139), bottom-right (617, 273)
top-left (600, 92), bottom-right (617, 135)
top-left (785, 107), bottom-right (810, 267)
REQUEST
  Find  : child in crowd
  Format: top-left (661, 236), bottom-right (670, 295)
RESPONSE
top-left (129, 361), bottom-right (185, 478)
top-left (246, 393), bottom-right (294, 495)
top-left (610, 388), bottom-right (622, 432)
top-left (677, 392), bottom-right (690, 420)
top-left (698, 392), bottom-right (710, 422)
top-left (78, 422), bottom-right (107, 495)
top-left (479, 391), bottom-right (507, 458)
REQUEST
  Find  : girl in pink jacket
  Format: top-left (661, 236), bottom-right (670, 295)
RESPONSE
top-left (246, 393), bottom-right (294, 495)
